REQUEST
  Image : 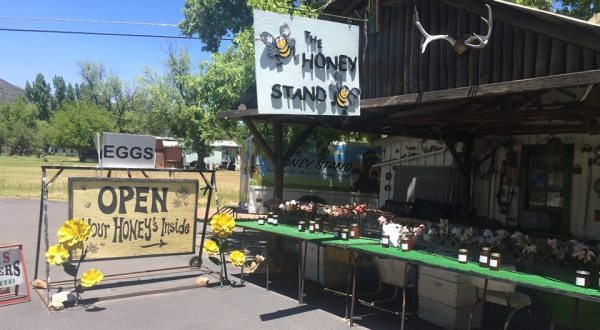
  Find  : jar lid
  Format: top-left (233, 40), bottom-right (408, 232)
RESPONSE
top-left (351, 223), bottom-right (358, 227)
top-left (315, 218), bottom-right (321, 221)
top-left (459, 249), bottom-right (468, 253)
top-left (273, 214), bottom-right (279, 217)
top-left (342, 229), bottom-right (349, 232)
top-left (309, 220), bottom-right (315, 224)
top-left (298, 221), bottom-right (305, 224)
top-left (481, 247), bottom-right (491, 251)
top-left (268, 212), bottom-right (273, 214)
top-left (490, 253), bottom-right (501, 257)
top-left (576, 270), bottom-right (591, 275)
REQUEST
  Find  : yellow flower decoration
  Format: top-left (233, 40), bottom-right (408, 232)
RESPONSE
top-left (80, 268), bottom-right (104, 288)
top-left (45, 244), bottom-right (70, 265)
top-left (210, 213), bottom-right (236, 238)
top-left (203, 240), bottom-right (220, 256)
top-left (58, 219), bottom-right (91, 249)
top-left (229, 250), bottom-right (246, 267)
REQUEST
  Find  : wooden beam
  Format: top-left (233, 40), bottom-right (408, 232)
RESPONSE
top-left (242, 118), bottom-right (275, 162)
top-left (361, 69), bottom-right (600, 109)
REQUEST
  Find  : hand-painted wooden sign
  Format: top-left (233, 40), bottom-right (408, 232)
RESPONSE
top-left (68, 178), bottom-right (198, 260)
top-left (0, 244), bottom-right (30, 306)
top-left (253, 9), bottom-right (360, 116)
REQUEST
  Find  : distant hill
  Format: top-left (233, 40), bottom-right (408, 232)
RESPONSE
top-left (0, 79), bottom-right (24, 103)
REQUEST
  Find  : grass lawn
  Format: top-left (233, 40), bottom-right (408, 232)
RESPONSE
top-left (0, 155), bottom-right (241, 208)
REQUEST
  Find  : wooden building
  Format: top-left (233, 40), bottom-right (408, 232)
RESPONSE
top-left (223, 0), bottom-right (600, 238)
top-left (219, 1), bottom-right (600, 327)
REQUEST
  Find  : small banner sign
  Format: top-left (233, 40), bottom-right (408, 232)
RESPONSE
top-left (0, 244), bottom-right (30, 306)
top-left (100, 132), bottom-right (156, 168)
top-left (68, 178), bottom-right (198, 260)
top-left (253, 9), bottom-right (360, 116)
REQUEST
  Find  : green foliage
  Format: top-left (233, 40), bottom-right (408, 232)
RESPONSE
top-left (555, 0), bottom-right (599, 20)
top-left (515, 0), bottom-right (552, 11)
top-left (0, 101), bottom-right (40, 155)
top-left (48, 103), bottom-right (115, 161)
top-left (179, 0), bottom-right (252, 52)
top-left (24, 73), bottom-right (52, 120)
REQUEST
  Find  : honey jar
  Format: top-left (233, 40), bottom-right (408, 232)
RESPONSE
top-left (381, 234), bottom-right (390, 248)
top-left (489, 253), bottom-right (501, 270)
top-left (479, 247), bottom-right (491, 267)
top-left (298, 221), bottom-right (306, 232)
top-left (341, 228), bottom-right (349, 240)
top-left (458, 249), bottom-right (468, 263)
top-left (350, 224), bottom-right (360, 239)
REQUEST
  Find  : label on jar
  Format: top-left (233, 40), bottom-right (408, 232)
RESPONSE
top-left (458, 254), bottom-right (467, 262)
top-left (401, 243), bottom-right (409, 250)
top-left (309, 225), bottom-right (314, 231)
top-left (576, 277), bottom-right (586, 287)
top-left (258, 219), bottom-right (265, 225)
top-left (268, 218), bottom-right (273, 224)
top-left (341, 233), bottom-right (347, 239)
top-left (298, 225), bottom-right (303, 230)
top-left (350, 231), bottom-right (355, 237)
top-left (381, 237), bottom-right (389, 244)
top-left (479, 255), bottom-right (488, 264)
top-left (315, 223), bottom-right (320, 230)
top-left (489, 259), bottom-right (498, 268)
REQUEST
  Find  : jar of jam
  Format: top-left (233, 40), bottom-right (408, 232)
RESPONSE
top-left (350, 224), bottom-right (360, 239)
top-left (479, 247), bottom-right (491, 267)
top-left (258, 215), bottom-right (265, 225)
top-left (489, 253), bottom-right (501, 270)
top-left (267, 212), bottom-right (274, 225)
top-left (381, 234), bottom-right (390, 248)
top-left (458, 249), bottom-right (468, 263)
top-left (298, 221), bottom-right (306, 232)
top-left (576, 270), bottom-right (590, 287)
top-left (309, 221), bottom-right (315, 233)
top-left (332, 226), bottom-right (340, 238)
top-left (315, 218), bottom-right (323, 233)
top-left (341, 228), bottom-right (350, 240)
top-left (401, 237), bottom-right (412, 251)
top-left (272, 215), bottom-right (279, 226)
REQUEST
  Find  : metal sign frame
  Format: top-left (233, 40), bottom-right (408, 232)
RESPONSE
top-left (0, 243), bottom-right (31, 307)
top-left (34, 165), bottom-right (220, 304)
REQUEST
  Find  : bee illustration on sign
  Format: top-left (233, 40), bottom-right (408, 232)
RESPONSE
top-left (329, 71), bottom-right (360, 113)
top-left (260, 23), bottom-right (295, 66)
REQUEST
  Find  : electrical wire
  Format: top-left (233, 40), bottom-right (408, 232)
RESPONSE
top-left (0, 27), bottom-right (234, 40)
top-left (0, 15), bottom-right (179, 27)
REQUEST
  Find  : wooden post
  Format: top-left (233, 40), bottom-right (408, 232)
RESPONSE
top-left (273, 120), bottom-right (284, 201)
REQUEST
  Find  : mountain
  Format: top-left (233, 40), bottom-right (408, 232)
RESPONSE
top-left (0, 79), bottom-right (24, 103)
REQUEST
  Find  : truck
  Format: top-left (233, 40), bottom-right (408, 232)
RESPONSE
top-left (239, 136), bottom-right (381, 214)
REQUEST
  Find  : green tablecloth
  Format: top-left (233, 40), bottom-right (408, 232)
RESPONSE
top-left (237, 220), bottom-right (600, 303)
top-left (236, 221), bottom-right (376, 245)
top-left (350, 244), bottom-right (600, 303)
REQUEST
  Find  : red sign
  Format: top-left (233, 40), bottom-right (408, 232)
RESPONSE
top-left (0, 244), bottom-right (30, 306)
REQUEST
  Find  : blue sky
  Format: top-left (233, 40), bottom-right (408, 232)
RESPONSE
top-left (0, 1), bottom-right (218, 88)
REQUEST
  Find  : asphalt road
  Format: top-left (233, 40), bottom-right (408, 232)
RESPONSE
top-left (0, 198), bottom-right (369, 330)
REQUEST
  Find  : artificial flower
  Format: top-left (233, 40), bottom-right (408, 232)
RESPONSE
top-left (210, 212), bottom-right (236, 238)
top-left (203, 240), bottom-right (220, 256)
top-left (45, 244), bottom-right (70, 265)
top-left (57, 219), bottom-right (91, 248)
top-left (229, 250), bottom-right (246, 267)
top-left (80, 268), bottom-right (104, 288)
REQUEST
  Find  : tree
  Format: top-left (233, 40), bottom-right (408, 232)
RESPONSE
top-left (0, 101), bottom-right (40, 155)
top-left (78, 61), bottom-right (140, 133)
top-left (179, 0), bottom-right (252, 52)
top-left (24, 73), bottom-right (52, 120)
top-left (511, 0), bottom-right (599, 20)
top-left (52, 75), bottom-right (67, 110)
top-left (65, 83), bottom-right (77, 103)
top-left (48, 103), bottom-right (115, 161)
top-left (556, 0), bottom-right (599, 20)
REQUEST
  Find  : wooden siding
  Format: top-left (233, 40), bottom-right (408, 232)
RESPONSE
top-left (359, 0), bottom-right (600, 99)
